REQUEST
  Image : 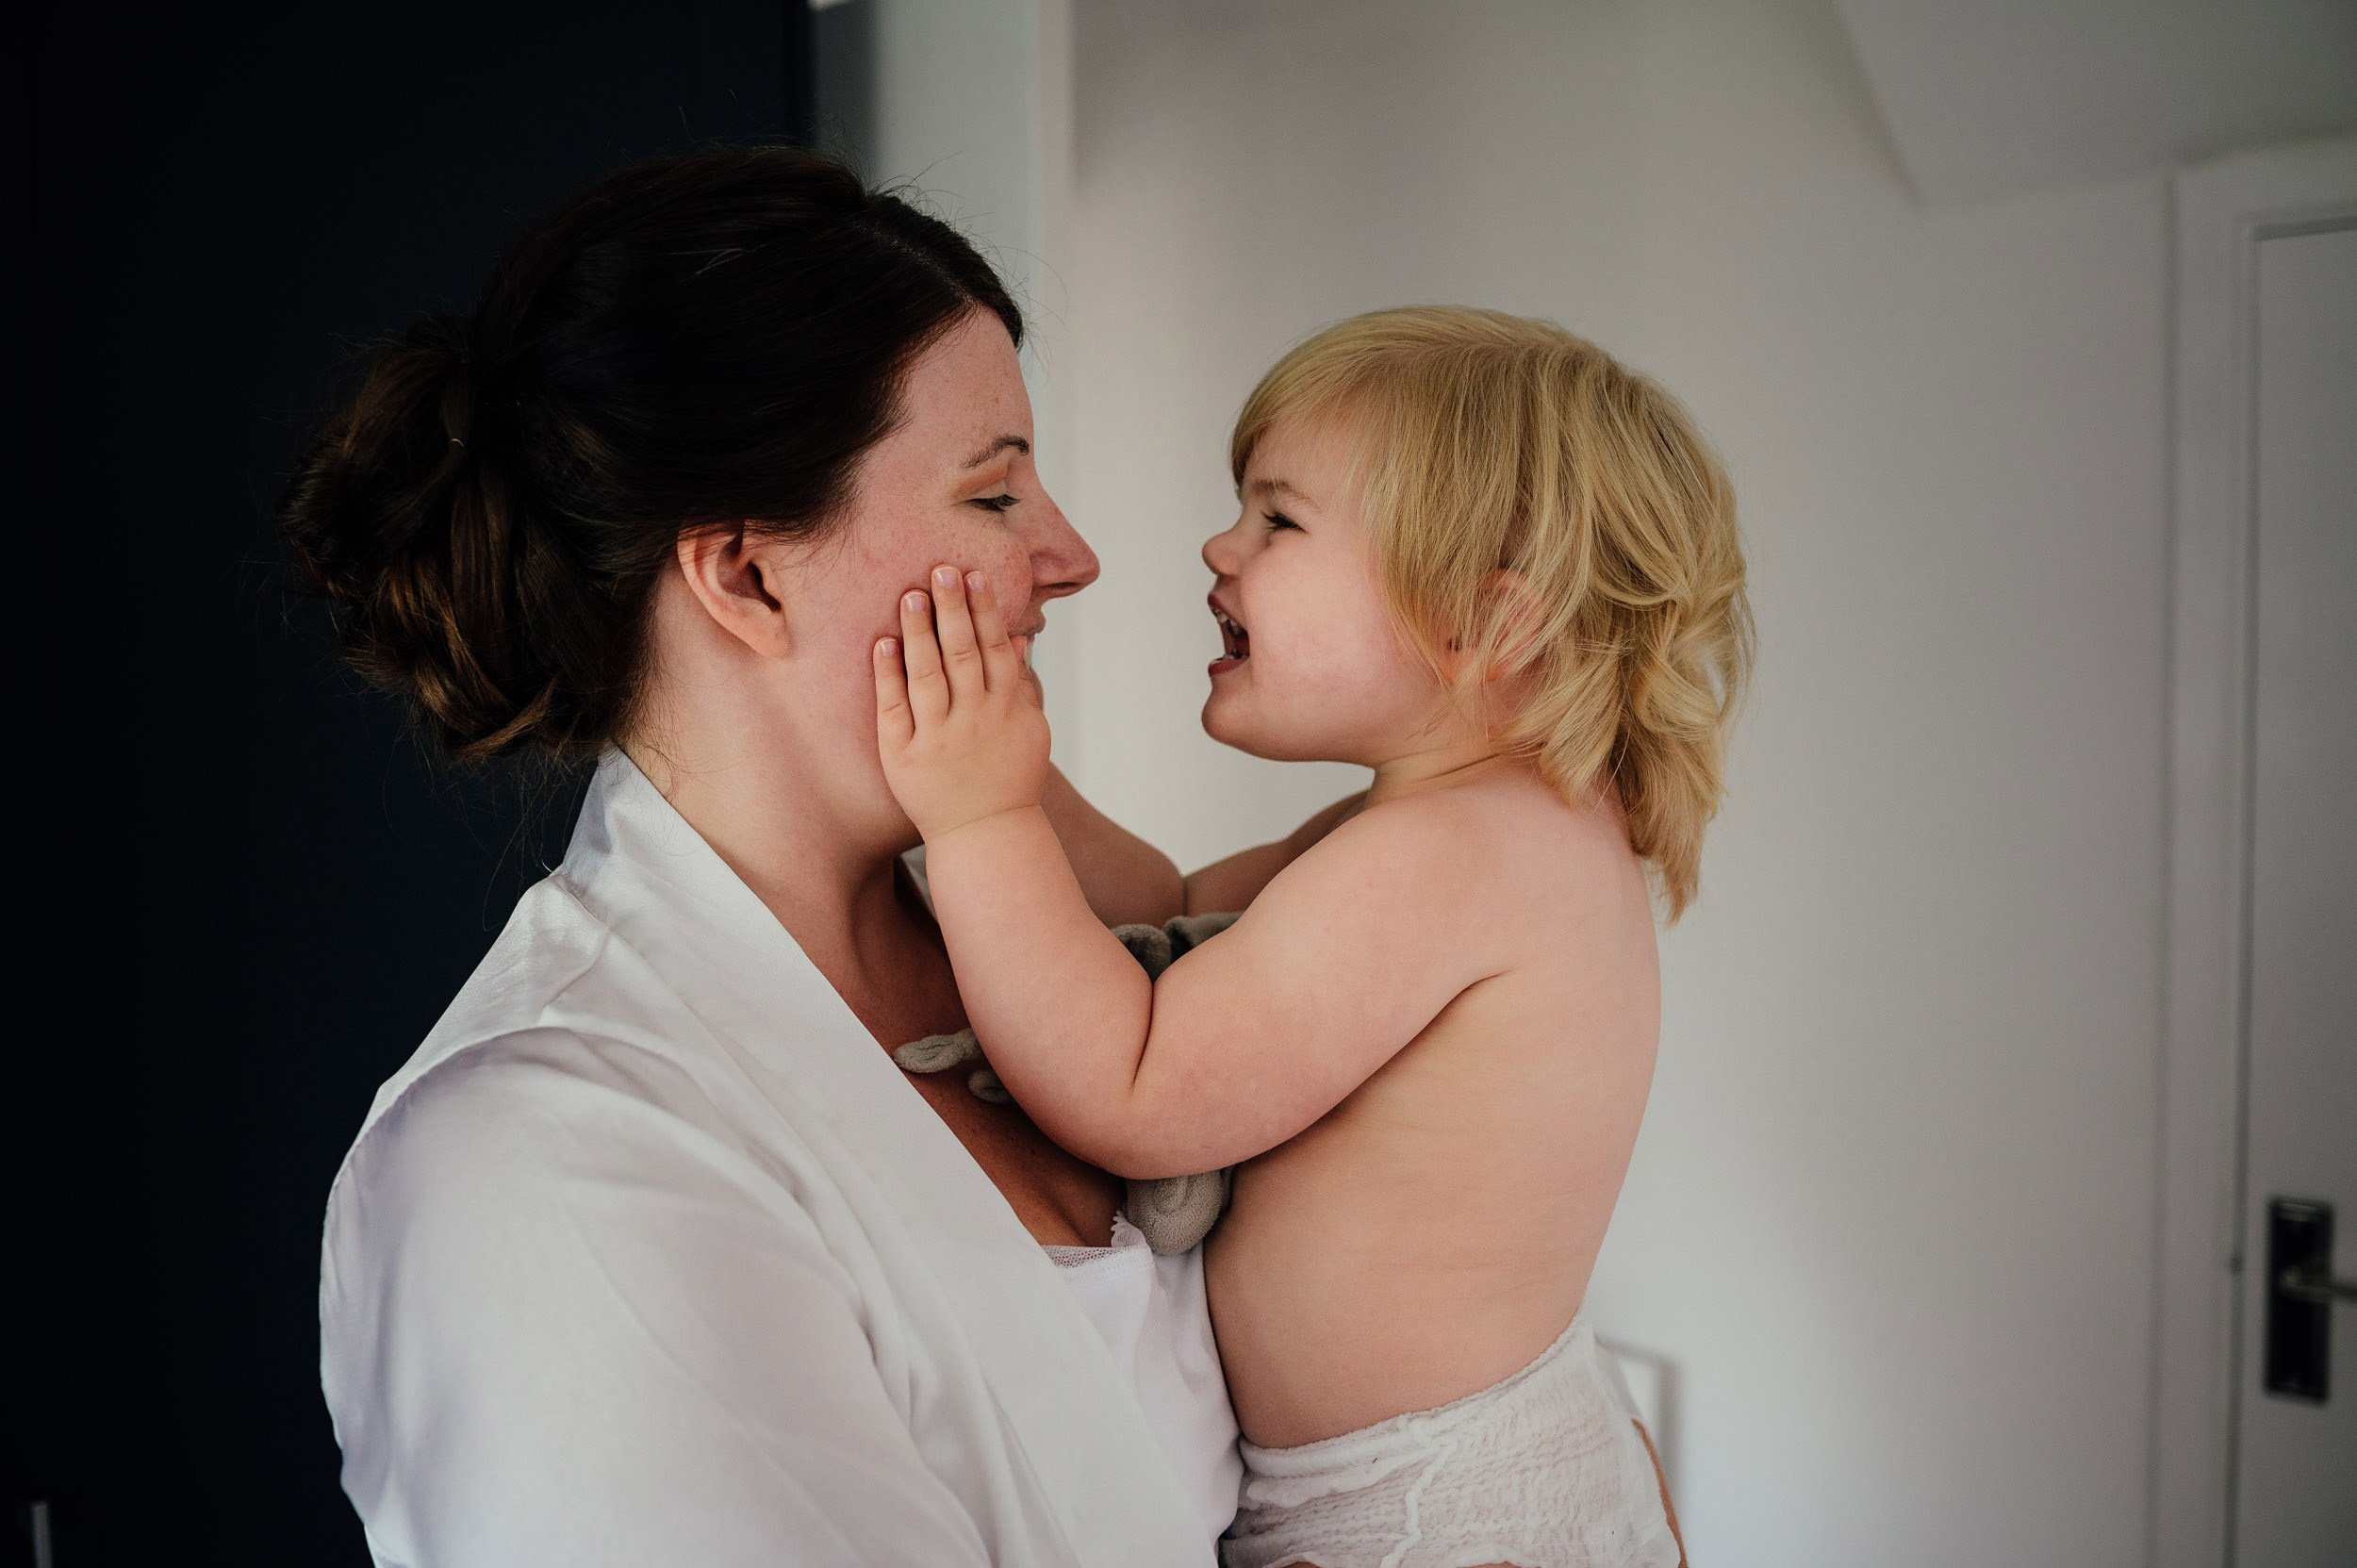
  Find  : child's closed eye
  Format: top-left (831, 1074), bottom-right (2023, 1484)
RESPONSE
top-left (1265, 511), bottom-right (1301, 533)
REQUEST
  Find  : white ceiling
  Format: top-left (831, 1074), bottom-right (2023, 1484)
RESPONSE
top-left (1830, 0), bottom-right (2357, 203)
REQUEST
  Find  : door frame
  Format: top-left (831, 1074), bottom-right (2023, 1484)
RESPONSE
top-left (2152, 133), bottom-right (2357, 1568)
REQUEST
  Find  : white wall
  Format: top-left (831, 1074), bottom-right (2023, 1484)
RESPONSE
top-left (828, 0), bottom-right (2180, 1560)
top-left (1058, 2), bottom-right (2167, 1563)
top-left (1833, 0), bottom-right (2357, 203)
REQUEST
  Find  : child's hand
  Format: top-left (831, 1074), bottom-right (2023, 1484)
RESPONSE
top-left (874, 565), bottom-right (1050, 842)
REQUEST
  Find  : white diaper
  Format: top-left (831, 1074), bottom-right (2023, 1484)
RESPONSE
top-left (1219, 1311), bottom-right (1680, 1568)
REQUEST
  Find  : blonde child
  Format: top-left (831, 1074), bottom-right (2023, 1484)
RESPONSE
top-left (873, 306), bottom-right (1748, 1567)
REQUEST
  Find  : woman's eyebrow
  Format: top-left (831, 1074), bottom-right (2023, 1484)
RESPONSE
top-left (962, 435), bottom-right (1030, 469)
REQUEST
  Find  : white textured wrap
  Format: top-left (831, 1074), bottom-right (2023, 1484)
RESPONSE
top-left (1221, 1311), bottom-right (1679, 1568)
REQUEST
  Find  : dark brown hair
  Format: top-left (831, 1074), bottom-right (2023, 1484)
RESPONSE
top-left (276, 145), bottom-right (1022, 764)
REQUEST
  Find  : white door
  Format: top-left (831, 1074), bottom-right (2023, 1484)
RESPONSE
top-left (2232, 219), bottom-right (2357, 1563)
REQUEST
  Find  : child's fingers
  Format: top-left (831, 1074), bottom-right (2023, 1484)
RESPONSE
top-left (898, 588), bottom-right (949, 725)
top-left (873, 636), bottom-right (914, 749)
top-left (929, 564), bottom-right (985, 705)
top-left (965, 569), bottom-right (1022, 693)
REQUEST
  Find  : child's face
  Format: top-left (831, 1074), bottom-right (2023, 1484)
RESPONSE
top-left (1199, 412), bottom-right (1445, 764)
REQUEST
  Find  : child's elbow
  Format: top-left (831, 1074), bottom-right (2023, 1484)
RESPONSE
top-left (1096, 1145), bottom-right (1210, 1182)
top-left (1066, 1101), bottom-right (1230, 1181)
top-left (1064, 1123), bottom-right (1177, 1181)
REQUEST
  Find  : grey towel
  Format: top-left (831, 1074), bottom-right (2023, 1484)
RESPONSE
top-left (892, 910), bottom-right (1242, 1255)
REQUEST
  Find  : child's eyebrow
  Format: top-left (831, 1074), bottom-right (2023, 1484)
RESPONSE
top-left (1244, 475), bottom-right (1315, 506)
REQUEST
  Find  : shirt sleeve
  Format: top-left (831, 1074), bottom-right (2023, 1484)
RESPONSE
top-left (321, 1029), bottom-right (996, 1568)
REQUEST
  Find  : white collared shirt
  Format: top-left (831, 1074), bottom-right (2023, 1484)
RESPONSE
top-left (320, 749), bottom-right (1228, 1566)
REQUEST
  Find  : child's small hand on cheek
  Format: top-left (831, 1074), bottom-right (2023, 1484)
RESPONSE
top-left (874, 565), bottom-right (1051, 843)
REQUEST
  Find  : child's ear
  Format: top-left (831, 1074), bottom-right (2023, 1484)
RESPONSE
top-left (1464, 568), bottom-right (1548, 683)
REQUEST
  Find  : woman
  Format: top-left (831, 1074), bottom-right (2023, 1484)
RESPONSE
top-left (286, 146), bottom-right (1345, 1565)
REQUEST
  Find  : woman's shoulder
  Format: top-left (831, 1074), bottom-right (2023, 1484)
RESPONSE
top-left (322, 878), bottom-right (784, 1262)
top-left (341, 879), bottom-right (635, 1138)
top-left (321, 1025), bottom-right (755, 1290)
top-left (317, 1012), bottom-right (854, 1418)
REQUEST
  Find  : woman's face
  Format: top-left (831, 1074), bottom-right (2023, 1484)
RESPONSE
top-left (783, 308), bottom-right (1096, 791)
top-left (1199, 411), bottom-right (1442, 765)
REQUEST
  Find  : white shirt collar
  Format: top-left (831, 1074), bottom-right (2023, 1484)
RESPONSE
top-left (554, 748), bottom-right (1211, 1560)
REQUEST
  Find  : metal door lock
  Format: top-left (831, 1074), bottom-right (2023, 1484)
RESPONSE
top-left (2266, 1197), bottom-right (2355, 1401)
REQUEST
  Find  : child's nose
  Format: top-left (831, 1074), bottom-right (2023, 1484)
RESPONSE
top-left (1201, 521), bottom-right (1241, 578)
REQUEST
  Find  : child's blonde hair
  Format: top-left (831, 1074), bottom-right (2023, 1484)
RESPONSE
top-left (1230, 305), bottom-right (1752, 919)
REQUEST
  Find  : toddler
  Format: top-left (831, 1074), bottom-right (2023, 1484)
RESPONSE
top-left (874, 306), bottom-right (1749, 1568)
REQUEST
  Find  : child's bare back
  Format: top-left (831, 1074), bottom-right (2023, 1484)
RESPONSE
top-left (1206, 765), bottom-right (1658, 1448)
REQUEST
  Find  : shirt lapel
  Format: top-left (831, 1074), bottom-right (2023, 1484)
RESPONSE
top-left (559, 751), bottom-right (1211, 1565)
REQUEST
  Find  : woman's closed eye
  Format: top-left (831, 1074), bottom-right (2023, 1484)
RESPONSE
top-left (969, 493), bottom-right (1020, 515)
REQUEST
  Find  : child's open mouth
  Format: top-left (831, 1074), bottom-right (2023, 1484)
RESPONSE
top-left (1210, 595), bottom-right (1249, 675)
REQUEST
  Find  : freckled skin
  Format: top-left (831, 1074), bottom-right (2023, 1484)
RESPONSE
top-left (769, 311), bottom-right (1088, 795)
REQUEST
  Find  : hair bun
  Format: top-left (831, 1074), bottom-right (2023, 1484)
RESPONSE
top-left (419, 314), bottom-right (480, 453)
top-left (276, 311), bottom-right (588, 763)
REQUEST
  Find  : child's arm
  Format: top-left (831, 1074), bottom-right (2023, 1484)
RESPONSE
top-left (928, 803), bottom-right (1488, 1178)
top-left (875, 569), bottom-right (1490, 1178)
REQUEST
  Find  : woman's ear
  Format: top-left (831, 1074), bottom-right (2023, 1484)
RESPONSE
top-left (674, 524), bottom-right (794, 658)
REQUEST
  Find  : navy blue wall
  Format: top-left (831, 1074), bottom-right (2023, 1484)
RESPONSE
top-left (9, 7), bottom-right (806, 1562)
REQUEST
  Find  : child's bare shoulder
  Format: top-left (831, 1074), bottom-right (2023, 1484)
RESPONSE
top-left (1306, 769), bottom-right (1641, 939)
top-left (1344, 768), bottom-right (1602, 856)
top-left (1244, 786), bottom-right (1506, 949)
top-left (1305, 784), bottom-right (1492, 876)
top-left (1296, 769), bottom-right (1597, 913)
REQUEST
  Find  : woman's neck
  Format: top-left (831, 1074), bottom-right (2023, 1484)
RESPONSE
top-left (621, 726), bottom-right (932, 1017)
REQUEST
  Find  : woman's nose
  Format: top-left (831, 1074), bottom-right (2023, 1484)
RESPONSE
top-left (1028, 490), bottom-right (1101, 602)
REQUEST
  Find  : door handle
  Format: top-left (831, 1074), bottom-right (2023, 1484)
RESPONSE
top-left (2279, 1263), bottom-right (2357, 1306)
top-left (2266, 1197), bottom-right (2346, 1401)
